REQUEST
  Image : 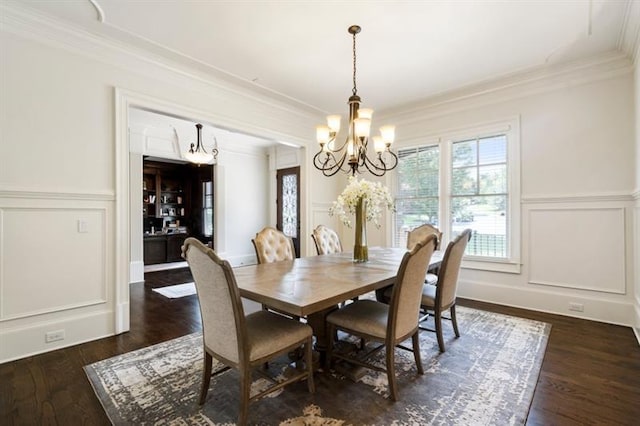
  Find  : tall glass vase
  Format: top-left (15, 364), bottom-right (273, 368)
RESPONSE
top-left (353, 197), bottom-right (368, 262)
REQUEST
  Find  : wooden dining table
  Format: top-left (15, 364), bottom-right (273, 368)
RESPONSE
top-left (233, 247), bottom-right (443, 358)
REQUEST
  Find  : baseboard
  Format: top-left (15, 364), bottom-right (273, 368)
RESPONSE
top-left (634, 301), bottom-right (640, 346)
top-left (458, 279), bottom-right (634, 327)
top-left (0, 310), bottom-right (114, 364)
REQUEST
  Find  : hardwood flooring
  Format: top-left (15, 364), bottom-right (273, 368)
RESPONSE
top-left (1, 268), bottom-right (639, 425)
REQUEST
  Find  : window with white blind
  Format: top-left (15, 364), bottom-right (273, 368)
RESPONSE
top-left (393, 119), bottom-right (520, 273)
top-left (394, 145), bottom-right (440, 248)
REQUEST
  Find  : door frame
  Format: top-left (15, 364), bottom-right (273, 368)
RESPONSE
top-left (115, 88), bottom-right (310, 334)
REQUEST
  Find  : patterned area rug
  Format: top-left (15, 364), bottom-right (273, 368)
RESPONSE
top-left (84, 306), bottom-right (550, 425)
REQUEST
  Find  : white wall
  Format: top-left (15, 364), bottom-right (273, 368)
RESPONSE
top-left (634, 42), bottom-right (640, 341)
top-left (378, 56), bottom-right (637, 327)
top-left (0, 6), bottom-right (324, 362)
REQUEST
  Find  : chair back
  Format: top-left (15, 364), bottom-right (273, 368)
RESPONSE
top-left (388, 234), bottom-right (438, 339)
top-left (437, 229), bottom-right (472, 309)
top-left (311, 225), bottom-right (343, 255)
top-left (252, 227), bottom-right (295, 264)
top-left (407, 223), bottom-right (442, 250)
top-left (183, 238), bottom-right (246, 364)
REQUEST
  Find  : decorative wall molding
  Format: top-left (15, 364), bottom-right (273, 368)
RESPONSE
top-left (380, 52), bottom-right (632, 124)
top-left (527, 207), bottom-right (626, 295)
top-left (0, 206), bottom-right (108, 321)
top-left (620, 0), bottom-right (640, 64)
top-left (0, 188), bottom-right (115, 201)
top-left (522, 191), bottom-right (635, 204)
top-left (88, 0), bottom-right (105, 23)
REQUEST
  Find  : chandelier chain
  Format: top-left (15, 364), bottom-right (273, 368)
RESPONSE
top-left (352, 30), bottom-right (357, 96)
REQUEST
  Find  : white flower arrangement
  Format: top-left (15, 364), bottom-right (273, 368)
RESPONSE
top-left (329, 176), bottom-right (395, 228)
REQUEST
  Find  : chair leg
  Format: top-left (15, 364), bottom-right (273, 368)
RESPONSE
top-left (386, 345), bottom-right (398, 401)
top-left (451, 304), bottom-right (460, 338)
top-left (411, 332), bottom-right (424, 375)
top-left (305, 337), bottom-right (315, 393)
top-left (435, 308), bottom-right (445, 352)
top-left (238, 367), bottom-right (251, 426)
top-left (199, 351), bottom-right (213, 405)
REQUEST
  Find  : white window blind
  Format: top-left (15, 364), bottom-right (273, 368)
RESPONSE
top-left (394, 145), bottom-right (439, 248)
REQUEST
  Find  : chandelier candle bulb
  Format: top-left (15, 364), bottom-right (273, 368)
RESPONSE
top-left (316, 125), bottom-right (330, 144)
top-left (354, 118), bottom-right (371, 139)
top-left (357, 108), bottom-right (373, 120)
top-left (373, 136), bottom-right (385, 153)
top-left (380, 125), bottom-right (396, 144)
top-left (327, 115), bottom-right (341, 132)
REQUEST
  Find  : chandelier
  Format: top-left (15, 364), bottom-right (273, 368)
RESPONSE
top-left (313, 25), bottom-right (398, 177)
top-left (184, 123), bottom-right (218, 165)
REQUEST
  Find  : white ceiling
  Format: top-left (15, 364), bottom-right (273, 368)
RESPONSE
top-left (9, 0), bottom-right (638, 114)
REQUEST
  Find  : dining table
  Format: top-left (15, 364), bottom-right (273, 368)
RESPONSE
top-left (233, 246), bottom-right (443, 359)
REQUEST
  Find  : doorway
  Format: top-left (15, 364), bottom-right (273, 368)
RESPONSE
top-left (276, 166), bottom-right (300, 257)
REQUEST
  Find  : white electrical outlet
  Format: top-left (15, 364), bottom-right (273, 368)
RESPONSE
top-left (45, 329), bottom-right (65, 343)
top-left (77, 219), bottom-right (88, 233)
top-left (568, 302), bottom-right (584, 312)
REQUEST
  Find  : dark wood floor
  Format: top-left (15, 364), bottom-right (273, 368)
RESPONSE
top-left (1, 267), bottom-right (639, 425)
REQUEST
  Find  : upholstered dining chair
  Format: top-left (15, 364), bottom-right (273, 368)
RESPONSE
top-left (182, 238), bottom-right (314, 425)
top-left (407, 223), bottom-right (442, 286)
top-left (252, 226), bottom-right (298, 320)
top-left (252, 226), bottom-right (296, 264)
top-left (420, 228), bottom-right (472, 352)
top-left (325, 234), bottom-right (438, 401)
top-left (311, 225), bottom-right (343, 255)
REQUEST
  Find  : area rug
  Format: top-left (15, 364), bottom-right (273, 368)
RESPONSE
top-left (84, 306), bottom-right (550, 425)
top-left (151, 282), bottom-right (196, 298)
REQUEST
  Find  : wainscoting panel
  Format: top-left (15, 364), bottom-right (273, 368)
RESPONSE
top-left (0, 207), bottom-right (107, 320)
top-left (528, 207), bottom-right (625, 294)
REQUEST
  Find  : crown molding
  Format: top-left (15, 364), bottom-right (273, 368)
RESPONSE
top-left (619, 0), bottom-right (640, 64)
top-left (0, 2), bottom-right (323, 121)
top-left (379, 51), bottom-right (633, 125)
top-left (521, 191), bottom-right (635, 204)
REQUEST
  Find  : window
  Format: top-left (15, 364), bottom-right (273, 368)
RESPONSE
top-left (393, 119), bottom-right (520, 273)
top-left (203, 181), bottom-right (213, 237)
top-left (394, 145), bottom-right (440, 248)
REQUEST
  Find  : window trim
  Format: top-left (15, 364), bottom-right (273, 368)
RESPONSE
top-left (391, 117), bottom-right (521, 274)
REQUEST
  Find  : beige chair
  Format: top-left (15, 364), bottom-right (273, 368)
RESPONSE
top-left (252, 227), bottom-right (298, 319)
top-left (252, 226), bottom-right (295, 264)
top-left (325, 234), bottom-right (438, 401)
top-left (407, 223), bottom-right (442, 285)
top-left (420, 228), bottom-right (472, 352)
top-left (311, 225), bottom-right (343, 255)
top-left (182, 238), bottom-right (314, 425)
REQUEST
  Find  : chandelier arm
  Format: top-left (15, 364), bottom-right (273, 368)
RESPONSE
top-left (361, 149), bottom-right (399, 175)
top-left (323, 152), bottom-right (349, 177)
top-left (362, 156), bottom-right (387, 177)
top-left (313, 149), bottom-right (350, 177)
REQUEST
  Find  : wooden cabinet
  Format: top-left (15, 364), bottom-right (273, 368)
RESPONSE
top-left (143, 161), bottom-right (190, 232)
top-left (144, 234), bottom-right (188, 265)
top-left (143, 235), bottom-right (167, 265)
top-left (142, 159), bottom-right (214, 265)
